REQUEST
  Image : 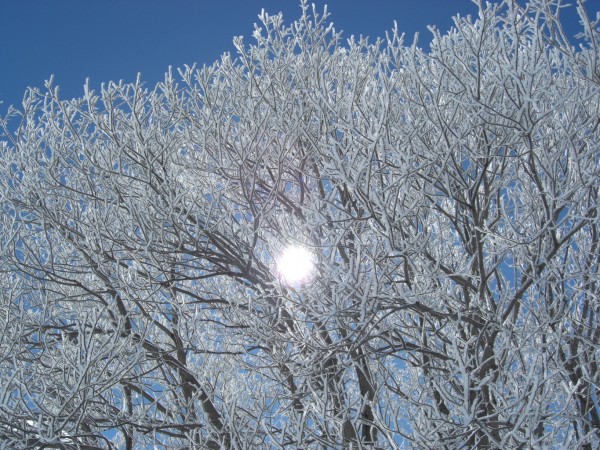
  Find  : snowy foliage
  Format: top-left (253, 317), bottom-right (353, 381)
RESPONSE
top-left (1, 1), bottom-right (599, 448)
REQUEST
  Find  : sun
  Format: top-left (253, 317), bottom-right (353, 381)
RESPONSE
top-left (277, 245), bottom-right (315, 285)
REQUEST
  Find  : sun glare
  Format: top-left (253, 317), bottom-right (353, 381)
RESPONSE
top-left (277, 246), bottom-right (314, 285)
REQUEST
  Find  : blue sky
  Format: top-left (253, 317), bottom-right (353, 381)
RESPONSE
top-left (0, 0), bottom-right (585, 117)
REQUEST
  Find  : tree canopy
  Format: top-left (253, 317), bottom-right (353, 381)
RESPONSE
top-left (1, 1), bottom-right (599, 448)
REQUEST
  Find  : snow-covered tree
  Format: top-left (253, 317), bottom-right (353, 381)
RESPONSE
top-left (1, 1), bottom-right (599, 448)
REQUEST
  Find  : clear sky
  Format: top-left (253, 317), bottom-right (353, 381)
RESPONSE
top-left (0, 0), bottom-right (585, 117)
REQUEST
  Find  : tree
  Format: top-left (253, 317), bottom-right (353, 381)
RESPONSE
top-left (1, 0), bottom-right (599, 448)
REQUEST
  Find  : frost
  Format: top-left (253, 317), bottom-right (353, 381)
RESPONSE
top-left (1, 0), bottom-right (599, 448)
